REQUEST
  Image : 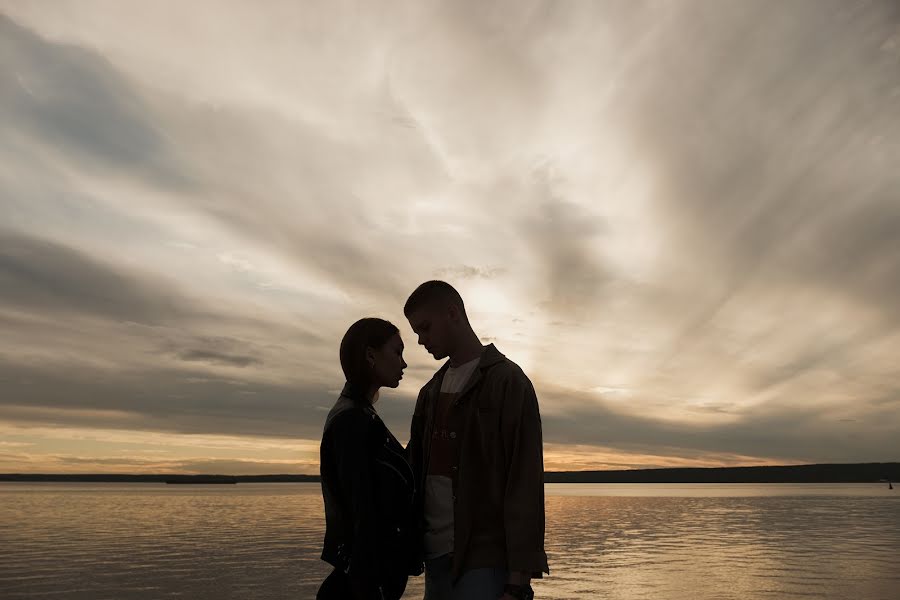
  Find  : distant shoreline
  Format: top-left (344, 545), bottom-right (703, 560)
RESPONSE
top-left (1, 462), bottom-right (897, 484)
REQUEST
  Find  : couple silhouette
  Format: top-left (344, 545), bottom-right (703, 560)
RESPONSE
top-left (318, 280), bottom-right (548, 600)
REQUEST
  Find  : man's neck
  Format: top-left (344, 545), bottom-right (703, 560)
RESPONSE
top-left (448, 334), bottom-right (485, 368)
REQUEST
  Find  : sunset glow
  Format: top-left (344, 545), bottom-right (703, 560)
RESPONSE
top-left (2, 2), bottom-right (898, 475)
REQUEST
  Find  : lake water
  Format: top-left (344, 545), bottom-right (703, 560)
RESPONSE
top-left (1, 482), bottom-right (898, 599)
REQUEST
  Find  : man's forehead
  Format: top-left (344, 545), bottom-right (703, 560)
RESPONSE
top-left (408, 315), bottom-right (428, 330)
top-left (407, 307), bottom-right (436, 327)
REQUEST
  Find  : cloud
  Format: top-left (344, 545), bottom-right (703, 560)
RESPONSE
top-left (0, 15), bottom-right (188, 186)
top-left (0, 2), bottom-right (898, 472)
top-left (616, 1), bottom-right (900, 327)
top-left (521, 168), bottom-right (609, 315)
top-left (176, 350), bottom-right (260, 368)
top-left (166, 336), bottom-right (263, 367)
top-left (539, 384), bottom-right (900, 465)
top-left (434, 265), bottom-right (507, 280)
top-left (0, 360), bottom-right (341, 441)
top-left (541, 442), bottom-right (792, 472)
top-left (0, 451), bottom-right (318, 475)
top-left (0, 231), bottom-right (192, 324)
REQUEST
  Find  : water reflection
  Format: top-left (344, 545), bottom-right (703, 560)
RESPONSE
top-left (0, 483), bottom-right (897, 599)
top-left (536, 491), bottom-right (900, 599)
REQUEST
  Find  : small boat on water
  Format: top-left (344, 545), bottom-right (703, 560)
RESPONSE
top-left (165, 475), bottom-right (238, 484)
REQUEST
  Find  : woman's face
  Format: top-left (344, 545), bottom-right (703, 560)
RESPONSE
top-left (370, 333), bottom-right (407, 388)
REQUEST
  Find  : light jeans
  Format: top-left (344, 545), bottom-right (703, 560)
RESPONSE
top-left (423, 554), bottom-right (507, 600)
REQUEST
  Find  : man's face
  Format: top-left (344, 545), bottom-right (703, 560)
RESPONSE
top-left (407, 305), bottom-right (453, 360)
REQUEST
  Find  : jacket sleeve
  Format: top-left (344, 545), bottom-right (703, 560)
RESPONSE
top-left (404, 387), bottom-right (428, 569)
top-left (406, 387), bottom-right (427, 471)
top-left (333, 410), bottom-right (381, 586)
top-left (501, 369), bottom-right (550, 576)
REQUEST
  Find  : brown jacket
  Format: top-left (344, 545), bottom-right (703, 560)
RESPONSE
top-left (407, 344), bottom-right (549, 582)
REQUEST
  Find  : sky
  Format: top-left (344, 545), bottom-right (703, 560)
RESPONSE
top-left (1, 0), bottom-right (899, 475)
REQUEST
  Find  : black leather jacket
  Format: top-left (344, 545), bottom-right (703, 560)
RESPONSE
top-left (319, 383), bottom-right (421, 589)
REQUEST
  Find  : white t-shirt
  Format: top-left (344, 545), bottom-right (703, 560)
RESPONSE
top-left (423, 355), bottom-right (481, 559)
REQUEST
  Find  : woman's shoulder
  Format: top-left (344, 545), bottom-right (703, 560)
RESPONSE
top-left (325, 397), bottom-right (382, 437)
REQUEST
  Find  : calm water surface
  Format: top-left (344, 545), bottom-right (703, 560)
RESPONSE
top-left (1, 483), bottom-right (898, 599)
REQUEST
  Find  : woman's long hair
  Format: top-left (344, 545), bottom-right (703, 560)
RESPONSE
top-left (339, 318), bottom-right (399, 403)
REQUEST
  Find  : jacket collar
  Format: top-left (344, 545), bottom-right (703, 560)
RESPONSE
top-left (325, 382), bottom-right (375, 431)
top-left (340, 381), bottom-right (369, 402)
top-left (426, 343), bottom-right (506, 395)
top-left (478, 343), bottom-right (506, 368)
top-left (431, 343), bottom-right (505, 376)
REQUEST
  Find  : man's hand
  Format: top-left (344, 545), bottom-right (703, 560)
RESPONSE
top-left (507, 571), bottom-right (531, 586)
top-left (500, 578), bottom-right (534, 600)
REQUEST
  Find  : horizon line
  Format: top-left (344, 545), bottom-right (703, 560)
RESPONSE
top-left (3, 461), bottom-right (898, 479)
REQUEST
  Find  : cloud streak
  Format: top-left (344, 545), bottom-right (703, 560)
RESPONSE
top-left (1, 1), bottom-right (898, 473)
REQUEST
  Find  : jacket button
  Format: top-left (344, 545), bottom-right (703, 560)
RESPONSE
top-left (451, 466), bottom-right (458, 472)
top-left (449, 431), bottom-right (456, 439)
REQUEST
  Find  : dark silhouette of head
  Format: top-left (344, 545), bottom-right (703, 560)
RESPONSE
top-left (404, 280), bottom-right (473, 361)
top-left (339, 318), bottom-right (406, 401)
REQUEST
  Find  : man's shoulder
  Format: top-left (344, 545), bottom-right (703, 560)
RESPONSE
top-left (483, 354), bottom-right (530, 384)
top-left (417, 365), bottom-right (447, 394)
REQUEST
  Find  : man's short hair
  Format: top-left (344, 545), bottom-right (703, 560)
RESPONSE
top-left (404, 280), bottom-right (466, 317)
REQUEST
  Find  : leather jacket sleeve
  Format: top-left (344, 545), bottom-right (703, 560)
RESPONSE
top-left (405, 387), bottom-right (428, 567)
top-left (332, 410), bottom-right (380, 587)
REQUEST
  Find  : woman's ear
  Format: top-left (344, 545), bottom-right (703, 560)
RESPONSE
top-left (366, 346), bottom-right (376, 368)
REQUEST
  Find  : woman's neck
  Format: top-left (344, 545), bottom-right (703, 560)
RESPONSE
top-left (366, 384), bottom-right (380, 405)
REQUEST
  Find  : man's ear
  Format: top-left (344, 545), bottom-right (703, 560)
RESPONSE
top-left (447, 303), bottom-right (460, 323)
top-left (365, 346), bottom-right (376, 367)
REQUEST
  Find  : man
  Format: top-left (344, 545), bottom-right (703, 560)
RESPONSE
top-left (405, 281), bottom-right (549, 600)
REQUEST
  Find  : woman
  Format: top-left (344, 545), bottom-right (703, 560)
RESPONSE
top-left (318, 318), bottom-right (421, 600)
